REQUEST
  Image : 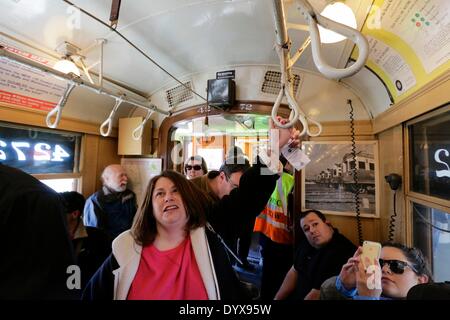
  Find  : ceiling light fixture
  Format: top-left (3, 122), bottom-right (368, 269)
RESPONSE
top-left (318, 2), bottom-right (357, 43)
top-left (53, 41), bottom-right (81, 76)
top-left (53, 58), bottom-right (80, 76)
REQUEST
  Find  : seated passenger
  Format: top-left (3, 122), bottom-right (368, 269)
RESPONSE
top-left (61, 191), bottom-right (111, 290)
top-left (226, 146), bottom-right (246, 159)
top-left (274, 209), bottom-right (356, 300)
top-left (184, 155), bottom-right (208, 179)
top-left (335, 243), bottom-right (431, 300)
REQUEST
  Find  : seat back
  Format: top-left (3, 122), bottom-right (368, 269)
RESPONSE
top-left (320, 276), bottom-right (350, 300)
top-left (407, 282), bottom-right (450, 300)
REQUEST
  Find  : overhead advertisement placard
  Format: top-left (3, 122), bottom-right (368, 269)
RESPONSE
top-left (0, 42), bottom-right (66, 111)
top-left (353, 0), bottom-right (450, 103)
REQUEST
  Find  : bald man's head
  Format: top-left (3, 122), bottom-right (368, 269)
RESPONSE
top-left (101, 164), bottom-right (128, 192)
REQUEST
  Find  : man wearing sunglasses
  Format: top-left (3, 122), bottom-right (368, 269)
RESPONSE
top-left (334, 243), bottom-right (431, 299)
top-left (184, 155), bottom-right (208, 180)
top-left (190, 155), bottom-right (250, 202)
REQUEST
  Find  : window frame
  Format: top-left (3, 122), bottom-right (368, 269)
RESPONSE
top-left (0, 121), bottom-right (82, 192)
top-left (404, 104), bottom-right (450, 244)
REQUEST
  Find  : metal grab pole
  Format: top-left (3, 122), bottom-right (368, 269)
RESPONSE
top-left (271, 0), bottom-right (299, 129)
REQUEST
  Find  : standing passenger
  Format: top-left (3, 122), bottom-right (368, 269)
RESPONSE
top-left (83, 168), bottom-right (277, 300)
top-left (83, 164), bottom-right (137, 241)
top-left (0, 164), bottom-right (76, 299)
top-left (190, 156), bottom-right (252, 267)
top-left (61, 191), bottom-right (111, 290)
top-left (254, 162), bottom-right (295, 300)
top-left (83, 119), bottom-right (302, 300)
top-left (184, 155), bottom-right (208, 180)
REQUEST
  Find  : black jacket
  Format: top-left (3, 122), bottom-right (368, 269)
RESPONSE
top-left (0, 164), bottom-right (77, 299)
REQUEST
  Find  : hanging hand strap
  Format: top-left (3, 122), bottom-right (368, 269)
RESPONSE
top-left (46, 82), bottom-right (76, 128)
top-left (100, 96), bottom-right (124, 137)
top-left (132, 108), bottom-right (154, 140)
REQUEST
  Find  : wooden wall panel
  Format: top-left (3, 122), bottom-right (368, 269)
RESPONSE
top-left (326, 215), bottom-right (381, 245)
top-left (80, 134), bottom-right (119, 198)
top-left (95, 137), bottom-right (121, 191)
top-left (378, 125), bottom-right (405, 243)
top-left (80, 135), bottom-right (99, 198)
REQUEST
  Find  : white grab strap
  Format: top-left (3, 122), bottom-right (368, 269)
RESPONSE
top-left (100, 96), bottom-right (124, 137)
top-left (46, 82), bottom-right (76, 129)
top-left (132, 108), bottom-right (154, 141)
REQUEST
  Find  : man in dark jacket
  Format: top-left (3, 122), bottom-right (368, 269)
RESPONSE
top-left (0, 164), bottom-right (77, 299)
top-left (191, 156), bottom-right (254, 267)
top-left (275, 210), bottom-right (356, 300)
top-left (61, 191), bottom-right (111, 290)
top-left (83, 164), bottom-right (137, 241)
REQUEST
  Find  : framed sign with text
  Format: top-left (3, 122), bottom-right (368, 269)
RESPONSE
top-left (0, 122), bottom-right (80, 174)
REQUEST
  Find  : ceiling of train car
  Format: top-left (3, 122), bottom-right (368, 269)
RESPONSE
top-left (0, 0), bottom-right (372, 93)
top-left (1, 0), bottom-right (396, 125)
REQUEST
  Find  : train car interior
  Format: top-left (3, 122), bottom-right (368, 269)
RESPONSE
top-left (0, 0), bottom-right (449, 300)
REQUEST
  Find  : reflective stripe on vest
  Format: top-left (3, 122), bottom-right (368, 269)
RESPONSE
top-left (254, 173), bottom-right (294, 244)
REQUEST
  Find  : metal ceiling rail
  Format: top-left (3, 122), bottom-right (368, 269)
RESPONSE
top-left (0, 45), bottom-right (170, 124)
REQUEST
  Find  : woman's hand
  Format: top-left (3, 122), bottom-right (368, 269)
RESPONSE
top-left (339, 247), bottom-right (362, 290)
top-left (356, 257), bottom-right (382, 298)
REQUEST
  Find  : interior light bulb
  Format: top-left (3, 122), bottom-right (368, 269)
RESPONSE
top-left (318, 2), bottom-right (357, 44)
top-left (53, 58), bottom-right (81, 76)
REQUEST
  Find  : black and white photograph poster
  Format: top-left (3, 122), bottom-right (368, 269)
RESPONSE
top-left (301, 141), bottom-right (379, 217)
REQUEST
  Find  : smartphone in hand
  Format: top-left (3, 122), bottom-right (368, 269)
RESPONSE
top-left (281, 143), bottom-right (310, 171)
top-left (361, 241), bottom-right (381, 270)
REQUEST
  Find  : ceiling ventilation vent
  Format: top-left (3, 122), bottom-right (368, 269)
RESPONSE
top-left (166, 81), bottom-right (194, 109)
top-left (261, 70), bottom-right (301, 95)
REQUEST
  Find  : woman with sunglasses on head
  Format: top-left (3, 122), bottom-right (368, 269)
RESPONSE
top-left (335, 243), bottom-right (431, 300)
top-left (184, 155), bottom-right (208, 179)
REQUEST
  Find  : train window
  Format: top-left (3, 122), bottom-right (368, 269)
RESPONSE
top-left (41, 178), bottom-right (78, 192)
top-left (408, 105), bottom-right (450, 201)
top-left (197, 148), bottom-right (224, 171)
top-left (171, 114), bottom-right (269, 171)
top-left (349, 160), bottom-right (356, 170)
top-left (412, 202), bottom-right (450, 282)
top-left (0, 122), bottom-right (80, 174)
top-left (358, 161), bottom-right (365, 169)
top-left (407, 105), bottom-right (450, 282)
